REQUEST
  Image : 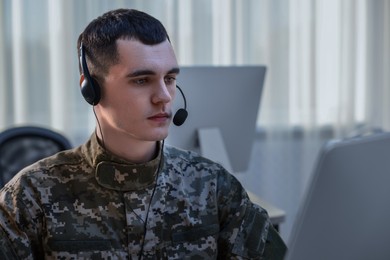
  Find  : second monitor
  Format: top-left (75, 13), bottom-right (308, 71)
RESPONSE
top-left (166, 66), bottom-right (266, 173)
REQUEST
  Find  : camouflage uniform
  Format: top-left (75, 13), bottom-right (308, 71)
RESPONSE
top-left (0, 134), bottom-right (286, 259)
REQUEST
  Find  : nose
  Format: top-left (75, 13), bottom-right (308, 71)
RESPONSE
top-left (152, 81), bottom-right (174, 105)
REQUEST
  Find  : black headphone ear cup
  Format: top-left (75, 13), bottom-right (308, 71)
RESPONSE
top-left (79, 43), bottom-right (101, 106)
top-left (81, 76), bottom-right (101, 105)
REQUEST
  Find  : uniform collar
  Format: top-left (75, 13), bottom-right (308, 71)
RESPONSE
top-left (83, 133), bottom-right (162, 191)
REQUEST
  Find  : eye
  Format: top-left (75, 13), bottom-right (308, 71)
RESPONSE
top-left (165, 76), bottom-right (176, 85)
top-left (133, 77), bottom-right (148, 85)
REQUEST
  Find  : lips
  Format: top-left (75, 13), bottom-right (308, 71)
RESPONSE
top-left (148, 112), bottom-right (171, 121)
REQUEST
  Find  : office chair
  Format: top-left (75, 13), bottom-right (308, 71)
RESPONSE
top-left (0, 126), bottom-right (72, 187)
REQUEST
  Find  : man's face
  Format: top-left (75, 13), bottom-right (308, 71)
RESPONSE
top-left (97, 39), bottom-right (179, 142)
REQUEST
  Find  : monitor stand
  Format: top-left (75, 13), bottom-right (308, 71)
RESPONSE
top-left (198, 127), bottom-right (233, 173)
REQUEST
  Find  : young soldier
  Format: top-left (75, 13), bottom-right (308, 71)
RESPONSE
top-left (0, 8), bottom-right (286, 259)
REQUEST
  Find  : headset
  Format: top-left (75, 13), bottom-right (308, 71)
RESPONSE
top-left (79, 43), bottom-right (188, 126)
top-left (79, 44), bottom-right (101, 106)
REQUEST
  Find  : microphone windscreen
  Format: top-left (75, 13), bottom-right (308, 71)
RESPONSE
top-left (173, 109), bottom-right (188, 126)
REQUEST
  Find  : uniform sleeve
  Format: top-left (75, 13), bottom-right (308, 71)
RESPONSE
top-left (216, 170), bottom-right (287, 259)
top-left (0, 219), bottom-right (24, 260)
top-left (0, 179), bottom-right (44, 259)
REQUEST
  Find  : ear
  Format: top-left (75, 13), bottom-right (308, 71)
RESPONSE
top-left (79, 74), bottom-right (85, 87)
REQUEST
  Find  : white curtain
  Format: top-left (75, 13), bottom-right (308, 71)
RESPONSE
top-left (0, 0), bottom-right (389, 240)
top-left (1, 0), bottom-right (389, 140)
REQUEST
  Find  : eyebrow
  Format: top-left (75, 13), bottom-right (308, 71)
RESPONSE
top-left (127, 67), bottom-right (180, 78)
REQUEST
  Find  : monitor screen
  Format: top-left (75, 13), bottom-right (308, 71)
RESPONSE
top-left (166, 66), bottom-right (266, 173)
top-left (286, 132), bottom-right (390, 260)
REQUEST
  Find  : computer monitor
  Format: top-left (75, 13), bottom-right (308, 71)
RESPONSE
top-left (166, 66), bottom-right (266, 173)
top-left (286, 132), bottom-right (390, 260)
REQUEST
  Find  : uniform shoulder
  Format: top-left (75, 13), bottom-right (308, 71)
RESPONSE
top-left (163, 144), bottom-right (228, 173)
top-left (4, 146), bottom-right (85, 188)
top-left (26, 146), bottom-right (84, 171)
top-left (164, 144), bottom-right (217, 163)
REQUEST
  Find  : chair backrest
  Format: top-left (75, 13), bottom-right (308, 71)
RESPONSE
top-left (0, 126), bottom-right (72, 187)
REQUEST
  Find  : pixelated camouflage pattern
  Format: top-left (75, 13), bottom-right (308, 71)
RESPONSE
top-left (0, 134), bottom-right (286, 259)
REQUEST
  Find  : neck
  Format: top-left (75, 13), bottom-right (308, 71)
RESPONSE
top-left (96, 128), bottom-right (158, 164)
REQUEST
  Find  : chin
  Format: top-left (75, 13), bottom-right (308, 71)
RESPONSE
top-left (155, 133), bottom-right (169, 141)
top-left (148, 129), bottom-right (169, 141)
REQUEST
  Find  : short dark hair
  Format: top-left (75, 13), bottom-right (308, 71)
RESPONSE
top-left (77, 9), bottom-right (170, 81)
